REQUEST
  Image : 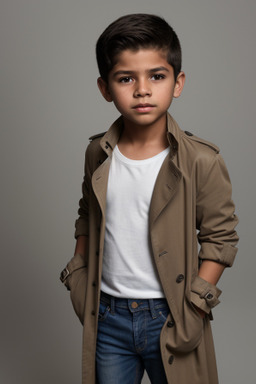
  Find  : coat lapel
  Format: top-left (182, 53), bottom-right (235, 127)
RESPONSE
top-left (149, 154), bottom-right (182, 229)
top-left (91, 116), bottom-right (123, 216)
top-left (91, 113), bottom-right (183, 224)
top-left (91, 157), bottom-right (111, 218)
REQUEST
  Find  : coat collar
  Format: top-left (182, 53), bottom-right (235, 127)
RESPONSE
top-left (94, 112), bottom-right (182, 226)
top-left (99, 112), bottom-right (181, 158)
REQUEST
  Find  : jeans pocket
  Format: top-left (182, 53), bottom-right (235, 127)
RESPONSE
top-left (156, 304), bottom-right (171, 324)
top-left (98, 301), bottom-right (110, 322)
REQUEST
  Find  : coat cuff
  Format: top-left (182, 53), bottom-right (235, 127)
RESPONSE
top-left (190, 276), bottom-right (222, 314)
top-left (199, 243), bottom-right (237, 267)
top-left (60, 253), bottom-right (87, 290)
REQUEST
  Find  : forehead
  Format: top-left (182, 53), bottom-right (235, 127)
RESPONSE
top-left (111, 48), bottom-right (170, 71)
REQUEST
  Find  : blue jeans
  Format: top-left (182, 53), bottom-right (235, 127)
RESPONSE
top-left (96, 291), bottom-right (169, 384)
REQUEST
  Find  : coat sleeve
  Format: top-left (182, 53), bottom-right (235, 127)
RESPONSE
top-left (191, 152), bottom-right (239, 313)
top-left (74, 144), bottom-right (92, 239)
top-left (60, 144), bottom-right (92, 293)
top-left (196, 153), bottom-right (238, 266)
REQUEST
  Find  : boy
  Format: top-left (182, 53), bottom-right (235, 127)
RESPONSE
top-left (60, 14), bottom-right (238, 384)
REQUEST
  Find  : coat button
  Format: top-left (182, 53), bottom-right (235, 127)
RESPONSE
top-left (167, 320), bottom-right (175, 328)
top-left (92, 281), bottom-right (96, 287)
top-left (184, 130), bottom-right (193, 136)
top-left (205, 293), bottom-right (213, 300)
top-left (168, 355), bottom-right (174, 364)
top-left (91, 310), bottom-right (95, 316)
top-left (176, 274), bottom-right (184, 283)
top-left (96, 251), bottom-right (99, 256)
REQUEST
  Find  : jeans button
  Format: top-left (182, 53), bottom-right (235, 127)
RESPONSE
top-left (131, 302), bottom-right (138, 309)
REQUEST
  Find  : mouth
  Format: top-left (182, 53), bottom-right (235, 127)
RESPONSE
top-left (132, 103), bottom-right (156, 113)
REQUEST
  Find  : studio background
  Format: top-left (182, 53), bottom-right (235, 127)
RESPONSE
top-left (1, 1), bottom-right (255, 383)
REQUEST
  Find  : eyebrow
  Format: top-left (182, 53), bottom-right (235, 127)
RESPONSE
top-left (112, 66), bottom-right (170, 77)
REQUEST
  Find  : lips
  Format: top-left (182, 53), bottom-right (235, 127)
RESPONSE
top-left (133, 103), bottom-right (155, 112)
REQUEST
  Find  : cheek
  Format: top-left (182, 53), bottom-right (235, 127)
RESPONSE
top-left (111, 95), bottom-right (128, 114)
top-left (161, 87), bottom-right (174, 104)
top-left (112, 91), bottom-right (130, 107)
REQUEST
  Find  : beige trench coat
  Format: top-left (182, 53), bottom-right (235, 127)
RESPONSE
top-left (61, 113), bottom-right (238, 384)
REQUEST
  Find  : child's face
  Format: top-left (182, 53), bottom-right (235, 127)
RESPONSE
top-left (98, 48), bottom-right (185, 129)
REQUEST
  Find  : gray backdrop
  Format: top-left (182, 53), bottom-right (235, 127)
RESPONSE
top-left (1, 0), bottom-right (255, 383)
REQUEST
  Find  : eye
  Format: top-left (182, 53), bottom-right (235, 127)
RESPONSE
top-left (119, 77), bottom-right (133, 83)
top-left (151, 74), bottom-right (165, 81)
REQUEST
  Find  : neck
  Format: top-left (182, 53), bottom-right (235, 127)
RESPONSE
top-left (121, 114), bottom-right (168, 146)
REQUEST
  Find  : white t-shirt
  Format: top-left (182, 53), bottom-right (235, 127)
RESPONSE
top-left (101, 145), bottom-right (170, 298)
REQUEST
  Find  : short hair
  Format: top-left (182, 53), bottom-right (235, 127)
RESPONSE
top-left (96, 13), bottom-right (182, 83)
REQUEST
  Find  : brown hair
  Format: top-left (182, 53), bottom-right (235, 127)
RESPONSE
top-left (96, 13), bottom-right (182, 82)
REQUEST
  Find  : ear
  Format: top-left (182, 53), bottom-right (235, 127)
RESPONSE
top-left (97, 77), bottom-right (113, 102)
top-left (173, 71), bottom-right (185, 98)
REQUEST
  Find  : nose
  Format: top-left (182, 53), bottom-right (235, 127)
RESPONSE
top-left (134, 79), bottom-right (151, 98)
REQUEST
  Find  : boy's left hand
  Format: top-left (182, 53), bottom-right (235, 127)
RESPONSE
top-left (193, 260), bottom-right (226, 319)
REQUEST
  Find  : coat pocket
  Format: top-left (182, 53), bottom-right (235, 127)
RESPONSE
top-left (70, 267), bottom-right (88, 325)
top-left (164, 299), bottom-right (204, 354)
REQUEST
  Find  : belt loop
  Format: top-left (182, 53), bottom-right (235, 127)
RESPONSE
top-left (110, 295), bottom-right (115, 315)
top-left (149, 299), bottom-right (157, 319)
